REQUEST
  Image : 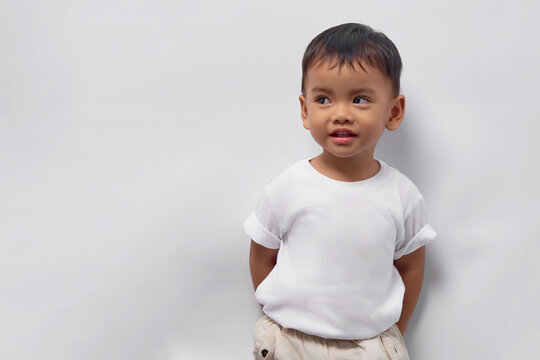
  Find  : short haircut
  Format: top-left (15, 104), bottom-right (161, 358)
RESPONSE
top-left (301, 23), bottom-right (402, 97)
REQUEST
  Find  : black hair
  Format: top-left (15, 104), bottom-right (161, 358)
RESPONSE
top-left (301, 23), bottom-right (402, 97)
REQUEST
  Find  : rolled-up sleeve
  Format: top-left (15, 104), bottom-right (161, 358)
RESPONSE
top-left (394, 196), bottom-right (437, 260)
top-left (243, 187), bottom-right (281, 249)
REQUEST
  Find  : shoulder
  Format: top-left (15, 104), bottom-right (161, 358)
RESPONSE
top-left (381, 160), bottom-right (425, 211)
top-left (262, 158), bottom-right (308, 198)
top-left (264, 158), bottom-right (306, 188)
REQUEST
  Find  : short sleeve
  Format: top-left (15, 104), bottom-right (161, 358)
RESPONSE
top-left (394, 196), bottom-right (437, 260)
top-left (243, 187), bottom-right (281, 249)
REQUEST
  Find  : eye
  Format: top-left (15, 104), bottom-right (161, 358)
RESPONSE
top-left (316, 96), bottom-right (330, 105)
top-left (353, 96), bottom-right (368, 104)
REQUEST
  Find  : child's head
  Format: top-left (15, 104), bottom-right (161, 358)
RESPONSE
top-left (301, 23), bottom-right (402, 97)
top-left (299, 23), bottom-right (406, 163)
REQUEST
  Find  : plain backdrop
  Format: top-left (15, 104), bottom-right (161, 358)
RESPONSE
top-left (1, 1), bottom-right (539, 359)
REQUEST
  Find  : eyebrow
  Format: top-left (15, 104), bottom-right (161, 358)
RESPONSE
top-left (310, 87), bottom-right (376, 95)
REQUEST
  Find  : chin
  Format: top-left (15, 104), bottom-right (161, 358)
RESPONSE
top-left (325, 152), bottom-right (358, 159)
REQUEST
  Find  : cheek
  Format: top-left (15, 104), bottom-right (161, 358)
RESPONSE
top-left (357, 108), bottom-right (385, 122)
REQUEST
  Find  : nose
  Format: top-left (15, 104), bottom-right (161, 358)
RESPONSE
top-left (331, 103), bottom-right (353, 124)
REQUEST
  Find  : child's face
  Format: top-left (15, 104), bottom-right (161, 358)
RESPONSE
top-left (299, 60), bottom-right (405, 162)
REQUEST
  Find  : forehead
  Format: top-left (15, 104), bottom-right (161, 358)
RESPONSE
top-left (305, 60), bottom-right (393, 96)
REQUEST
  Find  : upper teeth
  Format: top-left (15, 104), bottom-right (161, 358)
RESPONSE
top-left (336, 131), bottom-right (351, 135)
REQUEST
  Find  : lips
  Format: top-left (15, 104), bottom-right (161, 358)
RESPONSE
top-left (330, 128), bottom-right (357, 137)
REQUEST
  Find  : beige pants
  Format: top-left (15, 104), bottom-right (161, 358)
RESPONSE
top-left (252, 314), bottom-right (410, 360)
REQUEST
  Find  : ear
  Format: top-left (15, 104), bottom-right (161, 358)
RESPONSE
top-left (385, 95), bottom-right (405, 131)
top-left (299, 94), bottom-right (309, 130)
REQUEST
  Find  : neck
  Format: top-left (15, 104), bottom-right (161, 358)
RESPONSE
top-left (311, 151), bottom-right (380, 182)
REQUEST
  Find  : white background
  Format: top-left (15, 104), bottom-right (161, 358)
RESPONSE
top-left (1, 1), bottom-right (539, 359)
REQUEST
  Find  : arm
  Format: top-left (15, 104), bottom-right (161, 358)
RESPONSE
top-left (249, 240), bottom-right (279, 309)
top-left (393, 245), bottom-right (425, 335)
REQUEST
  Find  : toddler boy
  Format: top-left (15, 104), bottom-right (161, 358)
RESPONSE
top-left (244, 23), bottom-right (437, 360)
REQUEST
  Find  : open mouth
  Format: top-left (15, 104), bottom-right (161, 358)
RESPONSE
top-left (330, 130), bottom-right (357, 137)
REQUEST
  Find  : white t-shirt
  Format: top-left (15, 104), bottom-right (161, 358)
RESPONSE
top-left (243, 157), bottom-right (437, 340)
